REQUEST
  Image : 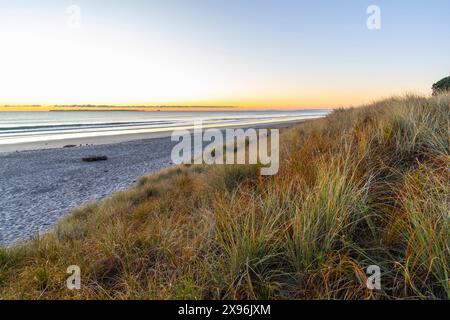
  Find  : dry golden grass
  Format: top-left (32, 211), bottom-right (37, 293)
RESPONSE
top-left (0, 93), bottom-right (448, 299)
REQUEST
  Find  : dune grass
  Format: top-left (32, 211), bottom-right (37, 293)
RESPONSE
top-left (0, 93), bottom-right (448, 299)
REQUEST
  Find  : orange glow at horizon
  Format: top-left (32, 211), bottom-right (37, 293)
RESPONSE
top-left (0, 87), bottom-right (429, 112)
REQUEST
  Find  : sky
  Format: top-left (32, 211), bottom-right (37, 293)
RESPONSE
top-left (0, 0), bottom-right (449, 109)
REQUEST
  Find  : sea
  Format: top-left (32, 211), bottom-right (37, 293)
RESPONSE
top-left (0, 110), bottom-right (330, 147)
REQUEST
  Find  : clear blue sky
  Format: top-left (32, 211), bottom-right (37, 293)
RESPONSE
top-left (0, 0), bottom-right (449, 108)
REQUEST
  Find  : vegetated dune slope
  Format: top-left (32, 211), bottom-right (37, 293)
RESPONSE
top-left (0, 94), bottom-right (448, 300)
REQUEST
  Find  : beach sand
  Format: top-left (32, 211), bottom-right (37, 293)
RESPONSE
top-left (0, 122), bottom-right (299, 246)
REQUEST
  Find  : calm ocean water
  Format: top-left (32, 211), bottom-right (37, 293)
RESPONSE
top-left (0, 110), bottom-right (330, 146)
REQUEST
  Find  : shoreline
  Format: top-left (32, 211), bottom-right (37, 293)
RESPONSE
top-left (0, 118), bottom-right (310, 153)
top-left (0, 121), bottom-right (302, 246)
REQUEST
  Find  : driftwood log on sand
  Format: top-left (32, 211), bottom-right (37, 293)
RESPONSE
top-left (82, 156), bottom-right (108, 162)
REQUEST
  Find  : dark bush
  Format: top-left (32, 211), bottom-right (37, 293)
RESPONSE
top-left (432, 76), bottom-right (450, 95)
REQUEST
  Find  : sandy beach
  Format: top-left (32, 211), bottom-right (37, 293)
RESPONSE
top-left (0, 135), bottom-right (176, 245)
top-left (0, 122), bottom-right (299, 246)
